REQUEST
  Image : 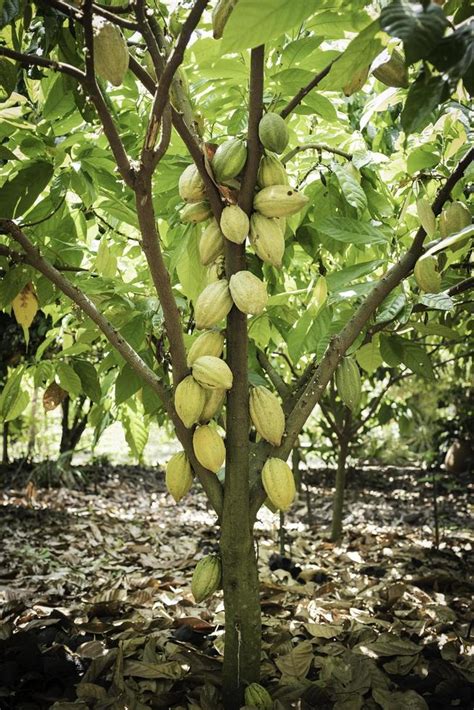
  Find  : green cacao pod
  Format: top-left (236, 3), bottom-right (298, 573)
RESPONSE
top-left (199, 220), bottom-right (225, 265)
top-left (335, 357), bottom-right (361, 412)
top-left (258, 112), bottom-right (289, 154)
top-left (229, 271), bottom-right (268, 315)
top-left (194, 280), bottom-right (233, 329)
top-left (414, 254), bottom-right (441, 293)
top-left (372, 49), bottom-right (408, 88)
top-left (180, 201), bottom-right (212, 224)
top-left (244, 683), bottom-right (273, 710)
top-left (254, 185), bottom-right (309, 218)
top-left (212, 0), bottom-right (238, 39)
top-left (165, 451), bottom-right (193, 502)
top-left (178, 164), bottom-right (206, 203)
top-left (200, 388), bottom-right (226, 422)
top-left (220, 205), bottom-right (249, 244)
top-left (187, 330), bottom-right (225, 367)
top-left (439, 201), bottom-right (471, 238)
top-left (193, 425), bottom-right (225, 472)
top-left (257, 152), bottom-right (289, 188)
top-left (261, 458), bottom-right (295, 512)
top-left (192, 355), bottom-right (233, 390)
top-left (211, 138), bottom-right (247, 184)
top-left (191, 554), bottom-right (222, 602)
top-left (250, 213), bottom-right (285, 267)
top-left (93, 19), bottom-right (129, 86)
top-left (250, 386), bottom-right (285, 447)
top-left (174, 375), bottom-right (206, 428)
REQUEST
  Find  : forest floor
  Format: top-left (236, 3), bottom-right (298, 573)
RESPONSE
top-left (0, 461), bottom-right (472, 710)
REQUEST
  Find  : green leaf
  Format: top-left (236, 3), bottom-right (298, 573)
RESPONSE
top-left (1, 162), bottom-right (54, 219)
top-left (0, 58), bottom-right (17, 99)
top-left (56, 362), bottom-right (82, 397)
top-left (375, 290), bottom-right (406, 324)
top-left (73, 360), bottom-right (102, 403)
top-left (115, 365), bottom-right (142, 405)
top-left (419, 292), bottom-right (454, 310)
top-left (0, 367), bottom-right (29, 422)
top-left (0, 0), bottom-right (21, 28)
top-left (399, 339), bottom-right (434, 379)
top-left (380, 0), bottom-right (448, 65)
top-left (316, 217), bottom-right (389, 244)
top-left (319, 20), bottom-right (384, 91)
top-left (356, 338), bottom-right (383, 374)
top-left (122, 406), bottom-right (148, 459)
top-left (332, 164), bottom-right (367, 216)
top-left (380, 334), bottom-right (403, 367)
top-left (326, 260), bottom-right (384, 291)
top-left (401, 74), bottom-right (449, 135)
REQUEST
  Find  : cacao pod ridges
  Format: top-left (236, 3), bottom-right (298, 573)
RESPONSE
top-left (414, 255), bottom-right (441, 294)
top-left (192, 355), bottom-right (233, 390)
top-left (211, 138), bottom-right (247, 184)
top-left (199, 220), bottom-right (225, 266)
top-left (165, 452), bottom-right (193, 502)
top-left (244, 682), bottom-right (273, 710)
top-left (335, 357), bottom-right (362, 412)
top-left (254, 185), bottom-right (309, 218)
top-left (174, 375), bottom-right (206, 428)
top-left (180, 201), bottom-right (212, 224)
top-left (200, 388), bottom-right (226, 422)
top-left (92, 18), bottom-right (129, 87)
top-left (191, 554), bottom-right (222, 602)
top-left (249, 386), bottom-right (285, 446)
top-left (229, 271), bottom-right (268, 315)
top-left (179, 164), bottom-right (206, 203)
top-left (261, 458), bottom-right (296, 512)
top-left (187, 330), bottom-right (225, 367)
top-left (220, 205), bottom-right (249, 244)
top-left (250, 213), bottom-right (285, 267)
top-left (193, 425), bottom-right (225, 473)
top-left (258, 112), bottom-right (289, 154)
top-left (194, 280), bottom-right (233, 329)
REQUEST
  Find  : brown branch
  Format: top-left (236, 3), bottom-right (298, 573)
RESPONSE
top-left (134, 0), bottom-right (166, 78)
top-left (0, 244), bottom-right (89, 272)
top-left (280, 60), bottom-right (336, 119)
top-left (238, 45), bottom-right (264, 213)
top-left (44, 0), bottom-right (138, 30)
top-left (0, 46), bottom-right (85, 81)
top-left (256, 350), bottom-right (289, 399)
top-left (282, 143), bottom-right (352, 165)
top-left (447, 276), bottom-right (474, 298)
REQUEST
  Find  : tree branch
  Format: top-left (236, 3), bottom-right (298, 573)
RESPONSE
top-left (282, 143), bottom-right (352, 165)
top-left (0, 46), bottom-right (85, 82)
top-left (256, 349), bottom-right (289, 399)
top-left (238, 45), bottom-right (264, 213)
top-left (280, 60), bottom-right (336, 119)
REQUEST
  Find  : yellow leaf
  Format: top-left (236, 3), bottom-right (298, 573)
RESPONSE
top-left (12, 283), bottom-right (38, 329)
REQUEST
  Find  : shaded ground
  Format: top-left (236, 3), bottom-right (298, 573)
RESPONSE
top-left (0, 462), bottom-right (472, 709)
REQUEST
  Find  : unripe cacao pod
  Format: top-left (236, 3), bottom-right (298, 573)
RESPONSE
top-left (207, 256), bottom-right (225, 283)
top-left (258, 112), bottom-right (289, 154)
top-left (229, 271), bottom-right (268, 315)
top-left (439, 201), bottom-right (471, 238)
top-left (335, 357), bottom-right (361, 412)
top-left (244, 683), bottom-right (273, 710)
top-left (191, 554), bottom-right (222, 602)
top-left (200, 388), bottom-right (226, 422)
top-left (178, 164), bottom-right (206, 203)
top-left (199, 220), bottom-right (225, 265)
top-left (192, 355), bottom-right (233, 390)
top-left (257, 152), bottom-right (289, 188)
top-left (250, 386), bottom-right (285, 447)
top-left (372, 49), bottom-right (408, 88)
top-left (414, 254), bottom-right (441, 293)
top-left (193, 425), bottom-right (225, 472)
top-left (180, 201), bottom-right (212, 223)
top-left (254, 185), bottom-right (309, 218)
top-left (211, 138), bottom-right (247, 184)
top-left (194, 280), bottom-right (233, 329)
top-left (212, 0), bottom-right (238, 39)
top-left (250, 213), bottom-right (285, 267)
top-left (187, 330), bottom-right (225, 367)
top-left (174, 375), bottom-right (206, 428)
top-left (165, 451), bottom-right (193, 502)
top-left (261, 458), bottom-right (296, 512)
top-left (220, 205), bottom-right (249, 244)
top-left (93, 19), bottom-right (129, 86)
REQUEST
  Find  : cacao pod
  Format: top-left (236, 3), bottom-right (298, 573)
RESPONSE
top-left (335, 356), bottom-right (361, 412)
top-left (193, 425), bottom-right (225, 472)
top-left (414, 254), bottom-right (441, 293)
top-left (244, 683), bottom-right (273, 710)
top-left (254, 185), bottom-right (309, 218)
top-left (187, 330), bottom-right (225, 367)
top-left (439, 201), bottom-right (471, 238)
top-left (191, 554), bottom-right (222, 602)
top-left (416, 196), bottom-right (436, 237)
top-left (206, 256), bottom-right (226, 283)
top-left (249, 386), bottom-right (285, 447)
top-left (229, 271), bottom-right (268, 315)
top-left (250, 213), bottom-right (285, 267)
top-left (199, 220), bottom-right (225, 265)
top-left (261, 458), bottom-right (295, 512)
top-left (220, 205), bottom-right (249, 244)
top-left (192, 355), bottom-right (233, 390)
top-left (174, 375), bottom-right (206, 428)
top-left (372, 49), bottom-right (408, 88)
top-left (257, 152), bottom-right (289, 188)
top-left (258, 112), bottom-right (289, 154)
top-left (212, 0), bottom-right (238, 39)
top-left (194, 280), bottom-right (233, 329)
top-left (178, 164), bottom-right (206, 203)
top-left (180, 201), bottom-right (212, 223)
top-left (93, 19), bottom-right (129, 86)
top-left (200, 388), bottom-right (226, 422)
top-left (165, 451), bottom-right (193, 502)
top-left (444, 439), bottom-right (470, 474)
top-left (211, 138), bottom-right (247, 184)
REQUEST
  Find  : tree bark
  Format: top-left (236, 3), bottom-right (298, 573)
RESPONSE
top-left (331, 438), bottom-right (349, 542)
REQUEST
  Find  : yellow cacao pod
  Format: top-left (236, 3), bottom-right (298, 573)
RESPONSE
top-left (414, 254), bottom-right (441, 293)
top-left (200, 388), bottom-right (226, 422)
top-left (178, 164), bottom-right (206, 203)
top-left (187, 330), bottom-right (225, 367)
top-left (254, 185), bottom-right (309, 218)
top-left (199, 220), bottom-right (225, 266)
top-left (192, 355), bottom-right (233, 390)
top-left (212, 0), bottom-right (238, 39)
top-left (191, 554), bottom-right (222, 602)
top-left (194, 280), bottom-right (233, 329)
top-left (165, 451), bottom-right (193, 502)
top-left (180, 201), bottom-right (213, 223)
top-left (258, 112), bottom-right (289, 154)
top-left (439, 201), bottom-right (471, 238)
top-left (93, 19), bottom-right (129, 86)
top-left (212, 138), bottom-right (247, 184)
top-left (229, 271), bottom-right (268, 315)
top-left (220, 205), bottom-right (249, 244)
top-left (193, 425), bottom-right (225, 472)
top-left (174, 375), bottom-right (206, 428)
top-left (257, 152), bottom-right (289, 188)
top-left (261, 458), bottom-right (295, 512)
top-left (244, 683), bottom-right (273, 710)
top-left (250, 213), bottom-right (285, 267)
top-left (249, 386), bottom-right (285, 447)
top-left (206, 256), bottom-right (226, 283)
top-left (335, 356), bottom-right (361, 412)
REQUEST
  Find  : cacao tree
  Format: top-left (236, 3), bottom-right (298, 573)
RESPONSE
top-left (0, 1), bottom-right (473, 706)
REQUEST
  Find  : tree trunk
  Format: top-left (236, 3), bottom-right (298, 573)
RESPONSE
top-left (331, 439), bottom-right (349, 542)
top-left (2, 422), bottom-right (8, 464)
top-left (26, 386), bottom-right (38, 460)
